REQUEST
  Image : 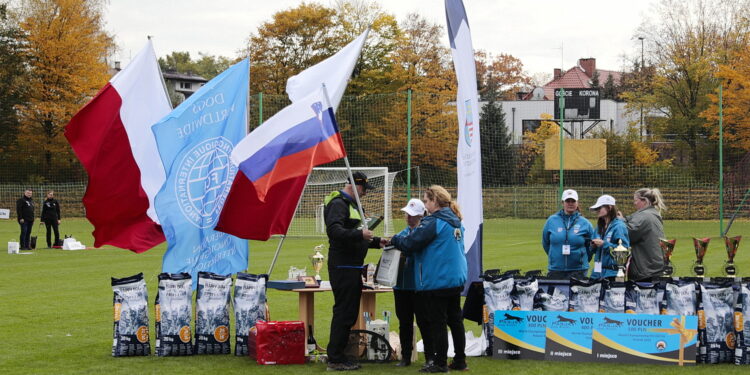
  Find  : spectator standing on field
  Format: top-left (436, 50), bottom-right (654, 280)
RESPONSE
top-left (620, 188), bottom-right (666, 281)
top-left (41, 190), bottom-right (62, 248)
top-left (16, 189), bottom-right (35, 250)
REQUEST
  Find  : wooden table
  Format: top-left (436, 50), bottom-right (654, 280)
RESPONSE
top-left (284, 287), bottom-right (393, 350)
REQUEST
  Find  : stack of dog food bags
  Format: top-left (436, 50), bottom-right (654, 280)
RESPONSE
top-left (233, 273), bottom-right (268, 356)
top-left (195, 272), bottom-right (232, 354)
top-left (155, 272), bottom-right (194, 356)
top-left (111, 273), bottom-right (150, 357)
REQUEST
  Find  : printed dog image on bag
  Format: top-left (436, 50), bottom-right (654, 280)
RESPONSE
top-left (195, 272), bottom-right (232, 355)
top-left (111, 273), bottom-right (150, 357)
top-left (735, 282), bottom-right (750, 365)
top-left (599, 281), bottom-right (625, 313)
top-left (155, 273), bottom-right (193, 356)
top-left (234, 273), bottom-right (267, 356)
top-left (660, 279), bottom-right (697, 316)
top-left (568, 279), bottom-right (602, 313)
top-left (511, 278), bottom-right (538, 311)
top-left (625, 281), bottom-right (660, 315)
top-left (483, 274), bottom-right (514, 356)
top-left (699, 282), bottom-right (736, 364)
top-left (533, 286), bottom-right (568, 312)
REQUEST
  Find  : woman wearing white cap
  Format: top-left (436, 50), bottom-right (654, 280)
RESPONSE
top-left (589, 195), bottom-right (629, 280)
top-left (542, 189), bottom-right (595, 279)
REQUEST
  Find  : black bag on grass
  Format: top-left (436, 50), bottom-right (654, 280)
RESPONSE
top-left (111, 273), bottom-right (150, 357)
top-left (195, 272), bottom-right (232, 355)
top-left (155, 272), bottom-right (193, 356)
top-left (699, 281), bottom-right (737, 364)
top-left (30, 236), bottom-right (37, 249)
top-left (234, 273), bottom-right (267, 356)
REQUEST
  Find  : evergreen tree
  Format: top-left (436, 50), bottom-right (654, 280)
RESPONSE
top-left (590, 70), bottom-right (600, 89)
top-left (603, 74), bottom-right (617, 100)
top-left (480, 82), bottom-right (516, 186)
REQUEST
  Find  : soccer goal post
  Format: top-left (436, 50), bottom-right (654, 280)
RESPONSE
top-left (285, 167), bottom-right (394, 237)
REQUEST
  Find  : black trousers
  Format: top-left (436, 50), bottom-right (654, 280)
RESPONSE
top-left (394, 288), bottom-right (431, 361)
top-left (416, 287), bottom-right (464, 367)
top-left (327, 267), bottom-right (363, 364)
top-left (19, 220), bottom-right (33, 249)
top-left (44, 220), bottom-right (60, 247)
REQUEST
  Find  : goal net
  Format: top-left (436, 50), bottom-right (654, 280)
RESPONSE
top-left (285, 167), bottom-right (395, 237)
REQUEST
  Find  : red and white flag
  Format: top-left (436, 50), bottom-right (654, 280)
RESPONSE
top-left (65, 40), bottom-right (171, 252)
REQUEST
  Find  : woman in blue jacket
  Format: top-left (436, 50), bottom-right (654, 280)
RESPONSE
top-left (588, 195), bottom-right (630, 280)
top-left (542, 189), bottom-right (595, 280)
top-left (390, 185), bottom-right (467, 373)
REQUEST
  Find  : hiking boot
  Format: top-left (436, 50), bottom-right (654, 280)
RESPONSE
top-left (419, 364), bottom-right (449, 373)
top-left (448, 361), bottom-right (469, 371)
top-left (396, 358), bottom-right (411, 367)
top-left (327, 362), bottom-right (359, 371)
top-left (421, 359), bottom-right (434, 369)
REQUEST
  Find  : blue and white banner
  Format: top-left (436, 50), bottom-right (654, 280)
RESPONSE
top-left (445, 0), bottom-right (483, 294)
top-left (152, 59), bottom-right (250, 286)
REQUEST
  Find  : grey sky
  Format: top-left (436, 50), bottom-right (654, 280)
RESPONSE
top-left (105, 0), bottom-right (655, 76)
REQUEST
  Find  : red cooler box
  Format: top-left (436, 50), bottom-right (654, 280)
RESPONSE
top-left (248, 321), bottom-right (305, 364)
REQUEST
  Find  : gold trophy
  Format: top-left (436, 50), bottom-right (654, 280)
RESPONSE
top-left (692, 237), bottom-right (710, 277)
top-left (310, 244), bottom-right (326, 283)
top-left (610, 239), bottom-right (631, 282)
top-left (724, 236), bottom-right (742, 276)
top-left (660, 239), bottom-right (677, 277)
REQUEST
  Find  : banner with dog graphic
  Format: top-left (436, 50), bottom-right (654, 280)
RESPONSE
top-left (544, 312), bottom-right (594, 362)
top-left (493, 311), bottom-right (550, 360)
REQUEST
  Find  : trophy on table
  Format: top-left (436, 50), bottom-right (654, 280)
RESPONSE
top-left (692, 237), bottom-right (710, 277)
top-left (723, 236), bottom-right (742, 276)
top-left (310, 244), bottom-right (326, 283)
top-left (660, 239), bottom-right (677, 277)
top-left (610, 239), bottom-right (631, 282)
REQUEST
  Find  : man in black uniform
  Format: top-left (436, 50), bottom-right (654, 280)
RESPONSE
top-left (324, 171), bottom-right (384, 371)
top-left (16, 189), bottom-right (35, 250)
top-left (41, 190), bottom-right (62, 248)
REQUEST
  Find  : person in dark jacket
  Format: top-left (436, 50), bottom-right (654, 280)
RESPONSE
top-left (324, 171), bottom-right (385, 371)
top-left (392, 198), bottom-right (428, 367)
top-left (619, 188), bottom-right (666, 281)
top-left (41, 190), bottom-right (62, 248)
top-left (390, 185), bottom-right (468, 373)
top-left (588, 195), bottom-right (630, 280)
top-left (16, 189), bottom-right (35, 250)
top-left (542, 189), bottom-right (595, 279)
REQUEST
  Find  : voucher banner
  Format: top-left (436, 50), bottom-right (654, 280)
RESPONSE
top-left (493, 311), bottom-right (549, 360)
top-left (544, 312), bottom-right (594, 362)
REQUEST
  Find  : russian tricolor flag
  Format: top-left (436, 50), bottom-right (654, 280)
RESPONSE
top-left (215, 87), bottom-right (346, 240)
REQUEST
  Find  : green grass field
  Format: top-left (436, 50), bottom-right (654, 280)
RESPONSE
top-left (1, 217), bottom-right (749, 374)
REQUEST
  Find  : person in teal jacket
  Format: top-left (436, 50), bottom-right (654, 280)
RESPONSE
top-left (390, 185), bottom-right (467, 373)
top-left (588, 195), bottom-right (630, 280)
top-left (542, 189), bottom-right (595, 280)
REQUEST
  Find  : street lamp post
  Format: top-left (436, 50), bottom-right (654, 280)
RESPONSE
top-left (638, 37), bottom-right (645, 139)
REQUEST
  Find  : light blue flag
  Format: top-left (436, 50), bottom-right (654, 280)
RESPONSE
top-left (152, 58), bottom-right (249, 285)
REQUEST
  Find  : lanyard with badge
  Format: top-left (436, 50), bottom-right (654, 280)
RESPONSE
top-left (562, 214), bottom-right (578, 256)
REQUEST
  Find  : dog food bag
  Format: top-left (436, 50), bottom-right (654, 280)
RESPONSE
top-left (660, 279), bottom-right (697, 316)
top-left (111, 273), bottom-right (150, 357)
top-left (195, 272), bottom-right (232, 355)
top-left (483, 274), bottom-right (514, 356)
top-left (624, 281), bottom-right (660, 315)
top-left (534, 285), bottom-right (568, 312)
top-left (234, 273), bottom-right (267, 356)
top-left (155, 272), bottom-right (193, 356)
top-left (699, 281), bottom-right (736, 364)
top-left (735, 282), bottom-right (750, 365)
top-left (511, 278), bottom-right (538, 311)
top-left (568, 279), bottom-right (602, 313)
top-left (599, 281), bottom-right (626, 313)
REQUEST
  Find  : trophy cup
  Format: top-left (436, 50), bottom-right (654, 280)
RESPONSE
top-left (310, 244), bottom-right (326, 283)
top-left (724, 236), bottom-right (742, 276)
top-left (610, 239), bottom-right (631, 282)
top-left (692, 237), bottom-right (710, 277)
top-left (660, 239), bottom-right (677, 277)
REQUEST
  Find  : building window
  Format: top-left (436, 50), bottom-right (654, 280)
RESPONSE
top-left (180, 82), bottom-right (193, 90)
top-left (522, 119), bottom-right (542, 134)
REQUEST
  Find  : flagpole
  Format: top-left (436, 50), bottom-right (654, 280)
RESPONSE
top-left (267, 174), bottom-right (312, 276)
top-left (320, 83), bottom-right (368, 229)
top-left (148, 37), bottom-right (174, 110)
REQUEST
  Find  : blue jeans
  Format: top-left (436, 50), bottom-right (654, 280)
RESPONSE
top-left (19, 220), bottom-right (33, 249)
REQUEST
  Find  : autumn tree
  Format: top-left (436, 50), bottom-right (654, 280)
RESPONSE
top-left (158, 51), bottom-right (233, 80)
top-left (475, 50), bottom-right (530, 100)
top-left (15, 0), bottom-right (113, 182)
top-left (629, 0), bottom-right (750, 174)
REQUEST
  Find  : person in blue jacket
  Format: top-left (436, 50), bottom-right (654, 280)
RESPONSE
top-left (390, 185), bottom-right (467, 373)
top-left (392, 198), bottom-right (429, 367)
top-left (542, 189), bottom-right (595, 280)
top-left (588, 195), bottom-right (630, 280)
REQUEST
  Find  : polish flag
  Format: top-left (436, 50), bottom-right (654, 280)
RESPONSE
top-left (65, 40), bottom-right (171, 252)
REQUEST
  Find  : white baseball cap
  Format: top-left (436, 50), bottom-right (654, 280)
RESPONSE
top-left (401, 198), bottom-right (426, 216)
top-left (561, 189), bottom-right (578, 201)
top-left (590, 195), bottom-right (616, 210)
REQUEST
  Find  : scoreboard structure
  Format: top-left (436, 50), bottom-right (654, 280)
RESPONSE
top-left (551, 88), bottom-right (604, 138)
